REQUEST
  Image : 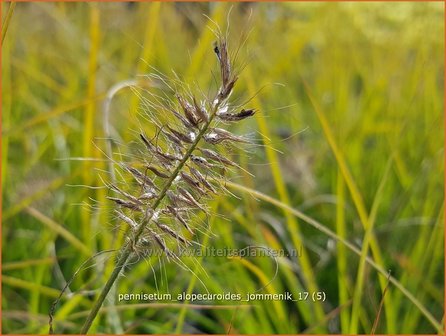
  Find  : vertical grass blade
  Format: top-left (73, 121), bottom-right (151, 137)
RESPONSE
top-left (303, 82), bottom-right (396, 333)
top-left (1, 2), bottom-right (16, 44)
top-left (336, 171), bottom-right (350, 333)
top-left (225, 180), bottom-right (442, 333)
top-left (245, 68), bottom-right (327, 330)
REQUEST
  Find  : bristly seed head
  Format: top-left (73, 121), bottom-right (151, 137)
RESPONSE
top-left (105, 34), bottom-right (256, 261)
top-left (48, 30), bottom-right (266, 336)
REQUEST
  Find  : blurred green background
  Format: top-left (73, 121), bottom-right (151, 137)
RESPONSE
top-left (2, 2), bottom-right (444, 334)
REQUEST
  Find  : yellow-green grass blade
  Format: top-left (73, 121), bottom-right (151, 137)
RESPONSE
top-left (136, 2), bottom-right (161, 75)
top-left (2, 27), bottom-right (12, 190)
top-left (259, 225), bottom-right (310, 329)
top-left (3, 170), bottom-right (80, 221)
top-left (218, 200), bottom-right (292, 332)
top-left (1, 1), bottom-right (16, 44)
top-left (29, 243), bottom-right (50, 332)
top-left (401, 204), bottom-right (444, 332)
top-left (78, 7), bottom-right (105, 332)
top-left (11, 58), bottom-right (67, 97)
top-left (304, 82), bottom-right (396, 333)
top-left (80, 3), bottom-right (100, 247)
top-left (336, 171), bottom-right (350, 333)
top-left (220, 199), bottom-right (257, 238)
top-left (174, 200), bottom-right (219, 334)
top-left (245, 67), bottom-right (327, 329)
top-left (67, 302), bottom-right (252, 321)
top-left (3, 258), bottom-right (56, 271)
top-left (24, 207), bottom-right (91, 256)
top-left (224, 180), bottom-right (442, 333)
top-left (2, 94), bottom-right (106, 138)
top-left (127, 2), bottom-right (161, 120)
top-left (3, 275), bottom-right (64, 299)
top-left (391, 173), bottom-right (444, 307)
top-left (349, 156), bottom-right (393, 333)
top-left (231, 257), bottom-right (286, 322)
top-left (184, 3), bottom-right (228, 79)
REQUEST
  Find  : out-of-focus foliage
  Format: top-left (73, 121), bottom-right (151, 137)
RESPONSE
top-left (2, 2), bottom-right (443, 334)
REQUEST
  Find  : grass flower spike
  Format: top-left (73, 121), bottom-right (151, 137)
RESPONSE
top-left (78, 34), bottom-right (255, 334)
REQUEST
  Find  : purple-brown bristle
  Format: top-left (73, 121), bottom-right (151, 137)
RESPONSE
top-left (146, 165), bottom-right (170, 179)
top-left (176, 94), bottom-right (199, 127)
top-left (193, 97), bottom-right (209, 123)
top-left (166, 125), bottom-right (194, 144)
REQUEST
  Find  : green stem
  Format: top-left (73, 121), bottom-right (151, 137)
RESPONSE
top-left (81, 99), bottom-right (221, 334)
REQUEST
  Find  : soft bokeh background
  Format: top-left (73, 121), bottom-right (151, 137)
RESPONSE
top-left (2, 2), bottom-right (444, 334)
